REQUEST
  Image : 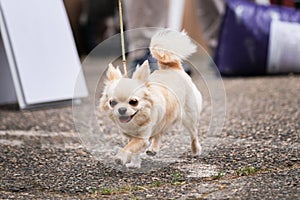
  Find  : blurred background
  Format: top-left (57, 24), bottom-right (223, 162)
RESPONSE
top-left (63, 0), bottom-right (300, 57)
top-left (63, 0), bottom-right (220, 56)
top-left (62, 0), bottom-right (300, 78)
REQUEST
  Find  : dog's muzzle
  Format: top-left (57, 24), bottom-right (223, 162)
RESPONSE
top-left (118, 110), bottom-right (139, 123)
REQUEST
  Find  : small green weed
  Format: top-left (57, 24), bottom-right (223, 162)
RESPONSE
top-left (150, 181), bottom-right (163, 188)
top-left (99, 187), bottom-right (113, 195)
top-left (211, 172), bottom-right (224, 180)
top-left (171, 171), bottom-right (185, 185)
top-left (88, 186), bottom-right (114, 196)
top-left (236, 166), bottom-right (259, 176)
top-left (87, 186), bottom-right (97, 194)
top-left (87, 179), bottom-right (165, 197)
top-left (131, 196), bottom-right (139, 200)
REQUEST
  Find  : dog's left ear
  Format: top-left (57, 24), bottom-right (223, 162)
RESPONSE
top-left (132, 60), bottom-right (150, 82)
top-left (107, 63), bottom-right (122, 81)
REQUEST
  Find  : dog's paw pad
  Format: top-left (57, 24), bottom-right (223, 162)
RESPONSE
top-left (146, 150), bottom-right (157, 156)
top-left (115, 158), bottom-right (123, 165)
top-left (115, 156), bottom-right (127, 165)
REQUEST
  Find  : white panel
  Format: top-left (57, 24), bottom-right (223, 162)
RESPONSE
top-left (255, 0), bottom-right (270, 5)
top-left (0, 0), bottom-right (88, 106)
top-left (267, 20), bottom-right (300, 74)
top-left (168, 0), bottom-right (185, 31)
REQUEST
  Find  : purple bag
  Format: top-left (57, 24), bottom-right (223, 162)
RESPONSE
top-left (214, 0), bottom-right (300, 76)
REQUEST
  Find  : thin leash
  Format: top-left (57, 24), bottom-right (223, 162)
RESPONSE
top-left (118, 0), bottom-right (128, 77)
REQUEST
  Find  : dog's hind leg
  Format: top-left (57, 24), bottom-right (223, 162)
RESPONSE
top-left (146, 133), bottom-right (162, 156)
top-left (182, 112), bottom-right (201, 156)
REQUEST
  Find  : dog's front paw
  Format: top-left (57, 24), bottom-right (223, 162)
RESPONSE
top-left (115, 150), bottom-right (131, 165)
top-left (125, 154), bottom-right (141, 168)
top-left (125, 162), bottom-right (141, 168)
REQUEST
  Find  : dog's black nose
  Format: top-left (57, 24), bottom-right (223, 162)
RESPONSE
top-left (118, 107), bottom-right (127, 115)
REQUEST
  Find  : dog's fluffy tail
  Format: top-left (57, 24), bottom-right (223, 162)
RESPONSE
top-left (150, 29), bottom-right (197, 70)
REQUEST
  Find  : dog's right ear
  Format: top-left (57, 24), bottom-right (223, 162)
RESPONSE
top-left (132, 60), bottom-right (150, 82)
top-left (106, 63), bottom-right (122, 81)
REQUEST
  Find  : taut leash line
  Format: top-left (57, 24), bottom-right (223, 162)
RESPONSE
top-left (118, 0), bottom-right (127, 77)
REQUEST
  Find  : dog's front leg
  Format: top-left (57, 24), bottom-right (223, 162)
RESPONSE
top-left (115, 138), bottom-right (149, 168)
top-left (125, 138), bottom-right (149, 168)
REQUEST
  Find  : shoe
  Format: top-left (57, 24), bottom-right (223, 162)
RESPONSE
top-left (131, 49), bottom-right (158, 72)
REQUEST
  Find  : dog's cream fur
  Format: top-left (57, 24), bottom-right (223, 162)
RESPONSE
top-left (100, 30), bottom-right (202, 168)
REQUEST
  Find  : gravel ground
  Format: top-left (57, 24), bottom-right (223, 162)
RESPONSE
top-left (0, 62), bottom-right (299, 199)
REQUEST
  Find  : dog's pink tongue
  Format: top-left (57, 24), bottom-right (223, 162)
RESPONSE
top-left (119, 116), bottom-right (131, 123)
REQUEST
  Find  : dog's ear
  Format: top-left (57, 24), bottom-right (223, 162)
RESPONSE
top-left (132, 60), bottom-right (150, 81)
top-left (106, 63), bottom-right (122, 81)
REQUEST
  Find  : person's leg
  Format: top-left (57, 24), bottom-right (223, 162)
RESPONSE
top-left (196, 0), bottom-right (225, 52)
top-left (64, 0), bottom-right (84, 55)
top-left (124, 0), bottom-right (169, 67)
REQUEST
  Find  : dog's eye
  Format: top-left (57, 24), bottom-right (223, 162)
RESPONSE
top-left (109, 99), bottom-right (118, 107)
top-left (129, 98), bottom-right (138, 106)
